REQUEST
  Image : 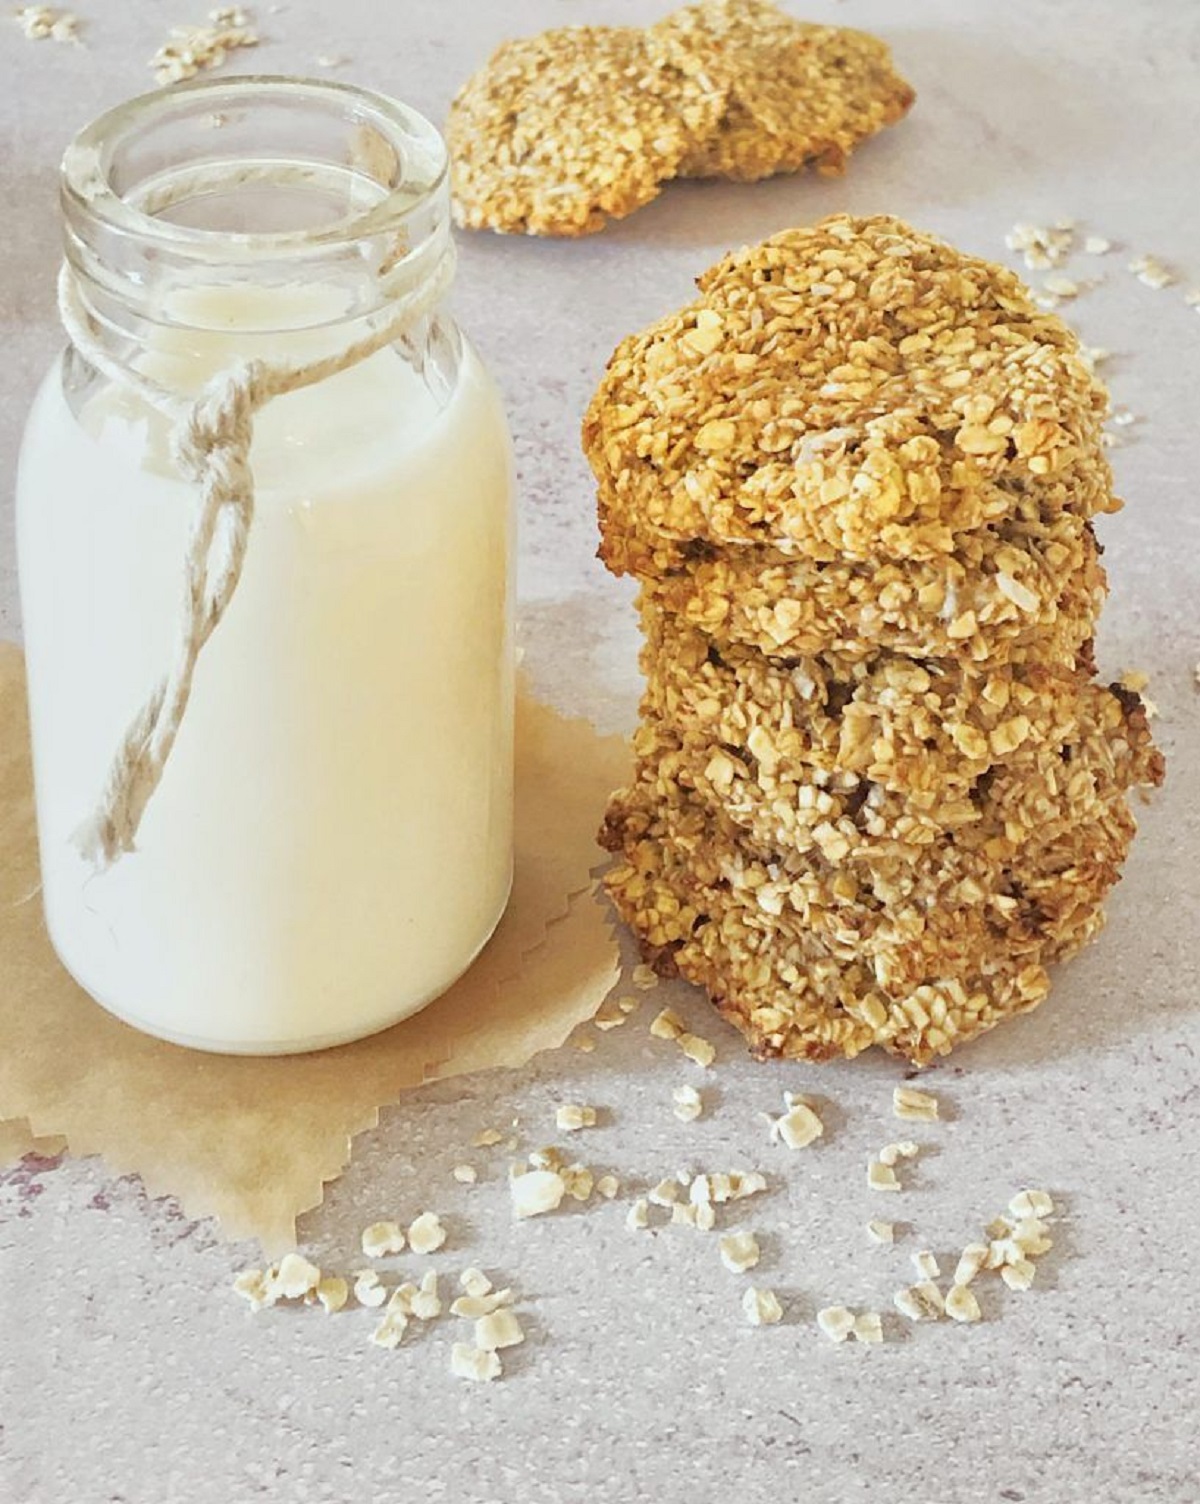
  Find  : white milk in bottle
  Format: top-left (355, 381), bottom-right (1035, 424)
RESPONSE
top-left (16, 80), bottom-right (515, 1052)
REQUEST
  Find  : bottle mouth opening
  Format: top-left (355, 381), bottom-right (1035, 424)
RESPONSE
top-left (62, 74), bottom-right (449, 263)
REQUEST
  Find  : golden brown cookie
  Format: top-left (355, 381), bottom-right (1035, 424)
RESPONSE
top-left (447, 25), bottom-right (726, 237)
top-left (655, 1), bottom-right (915, 180)
top-left (583, 215), bottom-right (1115, 562)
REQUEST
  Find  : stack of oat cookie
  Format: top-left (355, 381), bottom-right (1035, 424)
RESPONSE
top-left (586, 215), bottom-right (1163, 1065)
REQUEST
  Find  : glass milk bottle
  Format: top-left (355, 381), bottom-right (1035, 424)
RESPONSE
top-left (16, 78), bottom-right (515, 1054)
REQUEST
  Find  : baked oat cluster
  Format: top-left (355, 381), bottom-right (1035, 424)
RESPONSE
top-left (447, 0), bottom-right (913, 237)
top-left (587, 214), bottom-right (1164, 1066)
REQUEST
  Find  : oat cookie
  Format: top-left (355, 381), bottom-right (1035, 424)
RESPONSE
top-left (447, 25), bottom-right (725, 237)
top-left (655, 1), bottom-right (914, 181)
top-left (584, 216), bottom-right (1115, 562)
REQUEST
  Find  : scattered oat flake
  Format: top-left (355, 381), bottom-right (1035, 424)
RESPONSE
top-left (771, 1095), bottom-right (824, 1148)
top-left (370, 1310), bottom-right (408, 1349)
top-left (878, 1141), bottom-right (918, 1167)
top-left (866, 1220), bottom-right (895, 1245)
top-left (596, 1173), bottom-right (621, 1199)
top-left (618, 996), bottom-right (638, 1014)
top-left (945, 1284), bottom-right (982, 1323)
top-left (510, 1168), bottom-right (565, 1219)
top-left (561, 1164), bottom-right (594, 1201)
top-left (893, 1085), bottom-right (939, 1122)
top-left (650, 1007), bottom-right (685, 1040)
top-left (912, 1250), bottom-right (940, 1281)
top-left (555, 1103), bottom-right (598, 1132)
top-left (232, 1269), bottom-right (273, 1311)
top-left (678, 1031), bottom-right (716, 1067)
top-left (867, 1161), bottom-right (900, 1192)
top-left (410, 1271), bottom-right (442, 1321)
top-left (451, 1343), bottom-right (502, 1382)
top-left (1084, 235), bottom-right (1112, 254)
top-left (1009, 1189), bottom-right (1055, 1220)
top-left (451, 1289), bottom-right (513, 1319)
top-left (150, 7), bottom-right (260, 86)
top-left (672, 1083), bottom-right (704, 1121)
top-left (353, 1271), bottom-right (387, 1308)
top-left (529, 1145), bottom-right (566, 1172)
top-left (742, 1287), bottom-right (783, 1326)
top-left (1043, 273), bottom-right (1079, 298)
top-left (625, 1197), bottom-right (650, 1231)
top-left (1005, 221), bottom-right (1074, 270)
top-left (273, 1253), bottom-right (321, 1299)
top-left (894, 1282), bottom-right (945, 1321)
top-left (631, 963), bottom-right (659, 990)
top-left (853, 1311), bottom-right (884, 1345)
top-left (475, 1307), bottom-right (524, 1352)
top-left (452, 1163), bottom-right (478, 1185)
top-left (954, 1244), bottom-right (989, 1287)
top-left (459, 1267), bottom-right (492, 1299)
top-left (1001, 1259), bottom-right (1037, 1292)
top-left (1128, 253), bottom-right (1175, 289)
top-left (314, 1276), bottom-right (348, 1314)
top-left (816, 1305), bottom-right (855, 1343)
top-left (671, 1202), bottom-right (698, 1228)
top-left (472, 1128), bottom-right (504, 1148)
top-left (572, 1032), bottom-right (597, 1052)
top-left (13, 5), bottom-right (78, 41)
top-left (406, 1212), bottom-right (447, 1255)
top-left (719, 1232), bottom-right (760, 1273)
top-left (648, 1177), bottom-right (680, 1206)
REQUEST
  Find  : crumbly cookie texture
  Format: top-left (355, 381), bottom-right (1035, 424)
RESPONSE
top-left (446, 25), bottom-right (725, 238)
top-left (448, 5), bottom-right (913, 237)
top-left (654, 0), bottom-right (914, 181)
top-left (583, 215), bottom-right (1115, 563)
top-left (589, 215), bottom-right (1163, 1065)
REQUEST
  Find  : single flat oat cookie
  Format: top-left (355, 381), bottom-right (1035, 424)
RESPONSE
top-left (655, 0), bottom-right (914, 181)
top-left (447, 25), bottom-right (725, 237)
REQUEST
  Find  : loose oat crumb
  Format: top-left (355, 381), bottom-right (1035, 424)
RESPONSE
top-left (770, 1092), bottom-right (824, 1148)
top-left (232, 1269), bottom-right (274, 1311)
top-left (555, 1103), bottom-right (598, 1132)
top-left (1084, 235), bottom-right (1112, 255)
top-left (816, 1305), bottom-right (855, 1343)
top-left (678, 1031), bottom-right (716, 1067)
top-left (1001, 1258), bottom-right (1037, 1292)
top-left (561, 1163), bottom-right (594, 1201)
top-left (149, 6), bottom-right (260, 85)
top-left (450, 1285), bottom-right (513, 1319)
top-left (353, 1270), bottom-right (387, 1308)
top-left (370, 1309), bottom-right (408, 1349)
top-left (1043, 273), bottom-right (1079, 299)
top-left (596, 1173), bottom-right (621, 1199)
top-left (648, 1177), bottom-right (680, 1207)
top-left (528, 1145), bottom-right (566, 1173)
top-left (472, 1128), bottom-right (504, 1148)
top-left (893, 1282), bottom-right (944, 1321)
top-left (631, 963), bottom-right (659, 990)
top-left (407, 1212), bottom-right (447, 1255)
top-left (452, 1164), bottom-right (478, 1185)
top-left (650, 1007), bottom-right (685, 1040)
top-left (718, 1231), bottom-right (760, 1273)
top-left (1009, 1189), bottom-right (1055, 1220)
top-left (866, 1220), bottom-right (895, 1245)
top-left (510, 1169), bottom-right (566, 1219)
top-left (742, 1287), bottom-right (783, 1326)
top-left (273, 1253), bottom-right (321, 1299)
top-left (912, 1250), bottom-right (941, 1280)
top-left (475, 1307), bottom-right (524, 1351)
top-left (409, 1270), bottom-right (442, 1321)
top-left (853, 1311), bottom-right (884, 1345)
top-left (879, 1141), bottom-right (919, 1167)
top-left (314, 1276), bottom-right (349, 1314)
top-left (1005, 221), bottom-right (1074, 269)
top-left (893, 1085), bottom-right (939, 1122)
top-left (626, 1197), bottom-right (650, 1230)
top-left (450, 1342), bottom-right (502, 1382)
top-left (618, 996), bottom-right (638, 1014)
top-left (671, 1202), bottom-right (698, 1228)
top-left (868, 1160), bottom-right (900, 1192)
top-left (572, 1033), bottom-right (597, 1053)
top-left (459, 1267), bottom-right (492, 1299)
top-left (13, 5), bottom-right (78, 41)
top-left (1079, 345), bottom-right (1111, 372)
top-left (672, 1083), bottom-right (704, 1121)
top-left (954, 1244), bottom-right (989, 1286)
top-left (945, 1284), bottom-right (982, 1323)
top-left (1129, 253), bottom-right (1176, 289)
top-left (1013, 1218), bottom-right (1054, 1257)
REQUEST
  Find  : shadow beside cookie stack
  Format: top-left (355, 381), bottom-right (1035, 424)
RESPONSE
top-left (585, 214), bottom-right (1164, 1066)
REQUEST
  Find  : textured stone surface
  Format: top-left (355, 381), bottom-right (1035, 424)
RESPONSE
top-left (2, 2), bottom-right (1199, 1501)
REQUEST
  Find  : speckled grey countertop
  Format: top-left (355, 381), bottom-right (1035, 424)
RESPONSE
top-left (2, 3), bottom-right (1199, 1501)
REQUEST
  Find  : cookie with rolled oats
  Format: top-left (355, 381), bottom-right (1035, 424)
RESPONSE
top-left (655, 1), bottom-right (914, 181)
top-left (584, 216), bottom-right (1115, 562)
top-left (447, 25), bottom-right (725, 237)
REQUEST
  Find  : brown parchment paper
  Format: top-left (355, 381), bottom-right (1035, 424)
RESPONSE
top-left (0, 642), bottom-right (627, 1252)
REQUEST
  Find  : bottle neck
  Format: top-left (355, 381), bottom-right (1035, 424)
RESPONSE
top-left (59, 77), bottom-right (454, 391)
